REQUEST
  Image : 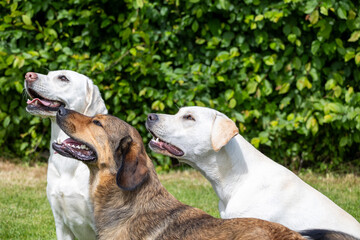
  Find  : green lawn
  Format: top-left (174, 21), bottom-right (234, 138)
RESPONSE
top-left (0, 161), bottom-right (359, 239)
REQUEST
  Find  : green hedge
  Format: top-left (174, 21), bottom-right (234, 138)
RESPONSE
top-left (1, 0), bottom-right (360, 171)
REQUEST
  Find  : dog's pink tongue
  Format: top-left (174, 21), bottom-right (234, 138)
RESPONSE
top-left (27, 98), bottom-right (59, 107)
top-left (157, 141), bottom-right (167, 150)
top-left (27, 98), bottom-right (39, 104)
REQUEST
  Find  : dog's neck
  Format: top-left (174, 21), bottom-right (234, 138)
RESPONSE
top-left (187, 134), bottom-right (272, 207)
top-left (89, 160), bottom-right (182, 239)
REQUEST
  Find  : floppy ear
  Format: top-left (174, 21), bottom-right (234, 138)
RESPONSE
top-left (84, 78), bottom-right (108, 116)
top-left (116, 136), bottom-right (149, 191)
top-left (211, 113), bottom-right (239, 152)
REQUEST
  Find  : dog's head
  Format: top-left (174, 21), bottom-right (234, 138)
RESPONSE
top-left (24, 70), bottom-right (107, 117)
top-left (52, 106), bottom-right (149, 191)
top-left (145, 106), bottom-right (238, 160)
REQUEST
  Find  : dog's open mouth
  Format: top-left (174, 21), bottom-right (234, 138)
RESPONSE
top-left (26, 88), bottom-right (64, 112)
top-left (52, 138), bottom-right (96, 162)
top-left (148, 131), bottom-right (184, 157)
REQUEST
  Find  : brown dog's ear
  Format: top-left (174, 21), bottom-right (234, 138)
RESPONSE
top-left (116, 136), bottom-right (149, 191)
top-left (211, 113), bottom-right (239, 152)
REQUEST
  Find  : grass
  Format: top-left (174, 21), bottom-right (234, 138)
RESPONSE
top-left (0, 161), bottom-right (359, 239)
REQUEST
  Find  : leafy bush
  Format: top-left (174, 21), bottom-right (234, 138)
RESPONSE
top-left (1, 0), bottom-right (359, 171)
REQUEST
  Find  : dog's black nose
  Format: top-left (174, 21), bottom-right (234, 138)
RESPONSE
top-left (147, 113), bottom-right (159, 122)
top-left (58, 105), bottom-right (68, 116)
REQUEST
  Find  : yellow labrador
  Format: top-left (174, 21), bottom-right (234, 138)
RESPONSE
top-left (24, 70), bottom-right (107, 240)
top-left (146, 106), bottom-right (360, 239)
top-left (52, 107), bottom-right (304, 240)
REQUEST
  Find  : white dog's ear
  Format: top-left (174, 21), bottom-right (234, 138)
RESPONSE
top-left (211, 114), bottom-right (239, 152)
top-left (84, 79), bottom-right (107, 116)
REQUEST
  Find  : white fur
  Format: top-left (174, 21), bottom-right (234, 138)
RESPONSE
top-left (25, 70), bottom-right (107, 240)
top-left (147, 106), bottom-right (360, 238)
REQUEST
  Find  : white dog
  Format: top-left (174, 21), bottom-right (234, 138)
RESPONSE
top-left (145, 106), bottom-right (360, 238)
top-left (24, 70), bottom-right (107, 240)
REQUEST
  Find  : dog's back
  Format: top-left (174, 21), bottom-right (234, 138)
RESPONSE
top-left (93, 169), bottom-right (303, 240)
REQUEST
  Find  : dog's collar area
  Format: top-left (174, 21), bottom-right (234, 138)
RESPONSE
top-left (148, 131), bottom-right (184, 157)
top-left (26, 88), bottom-right (64, 112)
top-left (52, 138), bottom-right (97, 162)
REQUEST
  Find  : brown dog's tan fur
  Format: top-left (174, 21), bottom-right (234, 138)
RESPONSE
top-left (56, 109), bottom-right (304, 240)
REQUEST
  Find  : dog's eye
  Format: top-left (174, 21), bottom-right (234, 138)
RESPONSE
top-left (183, 114), bottom-right (195, 121)
top-left (58, 75), bottom-right (69, 82)
top-left (93, 120), bottom-right (103, 127)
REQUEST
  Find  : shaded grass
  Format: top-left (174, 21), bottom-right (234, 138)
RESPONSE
top-left (0, 161), bottom-right (359, 239)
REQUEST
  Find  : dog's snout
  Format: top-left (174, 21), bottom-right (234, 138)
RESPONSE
top-left (58, 105), bottom-right (68, 117)
top-left (147, 113), bottom-right (159, 123)
top-left (25, 72), bottom-right (38, 82)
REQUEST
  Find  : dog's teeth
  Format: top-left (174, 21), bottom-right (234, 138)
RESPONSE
top-left (76, 146), bottom-right (81, 149)
top-left (156, 138), bottom-right (159, 142)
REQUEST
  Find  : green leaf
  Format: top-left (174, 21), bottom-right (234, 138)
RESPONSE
top-left (339, 136), bottom-right (348, 147)
top-left (311, 40), bottom-right (321, 55)
top-left (3, 116), bottom-right (10, 128)
top-left (246, 81), bottom-right (258, 94)
top-left (136, 0), bottom-right (144, 8)
top-left (325, 102), bottom-right (344, 114)
top-left (292, 57), bottom-right (301, 70)
top-left (296, 76), bottom-right (311, 91)
top-left (192, 20), bottom-right (199, 32)
top-left (22, 15), bottom-right (32, 25)
top-left (309, 10), bottom-right (319, 24)
top-left (333, 86), bottom-right (342, 97)
top-left (306, 116), bottom-right (318, 135)
top-left (20, 142), bottom-right (29, 151)
top-left (251, 137), bottom-right (260, 148)
top-left (320, 6), bottom-right (328, 16)
top-left (278, 83), bottom-right (290, 94)
top-left (228, 98), bottom-right (237, 108)
top-left (263, 55), bottom-right (275, 66)
top-left (130, 48), bottom-right (137, 56)
top-left (348, 31), bottom-right (360, 42)
top-left (13, 57), bottom-right (25, 69)
top-left (127, 111), bottom-right (136, 122)
top-left (54, 42), bottom-right (62, 52)
top-left (304, 0), bottom-right (318, 14)
top-left (263, 80), bottom-right (273, 96)
top-left (287, 113), bottom-right (295, 121)
top-left (101, 19), bottom-right (111, 28)
top-left (14, 81), bottom-right (23, 93)
top-left (287, 33), bottom-right (296, 43)
top-left (337, 7), bottom-right (347, 20)
top-left (104, 91), bottom-right (112, 100)
top-left (344, 50), bottom-right (355, 62)
top-left (324, 114), bottom-right (336, 123)
top-left (225, 89), bottom-right (234, 101)
top-left (325, 79), bottom-right (336, 90)
top-left (355, 52), bottom-right (360, 65)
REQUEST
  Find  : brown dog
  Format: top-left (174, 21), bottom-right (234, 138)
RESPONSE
top-left (52, 107), bottom-right (304, 240)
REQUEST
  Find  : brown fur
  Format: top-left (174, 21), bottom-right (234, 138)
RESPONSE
top-left (56, 109), bottom-right (304, 240)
